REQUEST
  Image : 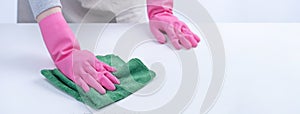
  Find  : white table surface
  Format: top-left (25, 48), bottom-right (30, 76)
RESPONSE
top-left (0, 23), bottom-right (300, 114)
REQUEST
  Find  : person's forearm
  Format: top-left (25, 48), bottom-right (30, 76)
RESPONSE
top-left (28, 0), bottom-right (62, 21)
top-left (36, 7), bottom-right (61, 23)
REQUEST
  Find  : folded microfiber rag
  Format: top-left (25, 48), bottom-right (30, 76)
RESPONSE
top-left (41, 54), bottom-right (155, 109)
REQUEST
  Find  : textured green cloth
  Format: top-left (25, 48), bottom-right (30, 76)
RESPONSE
top-left (41, 54), bottom-right (155, 109)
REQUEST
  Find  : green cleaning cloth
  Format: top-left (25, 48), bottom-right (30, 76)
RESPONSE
top-left (41, 54), bottom-right (155, 109)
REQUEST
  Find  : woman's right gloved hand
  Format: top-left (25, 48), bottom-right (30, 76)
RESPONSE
top-left (58, 50), bottom-right (120, 94)
top-left (38, 11), bottom-right (120, 94)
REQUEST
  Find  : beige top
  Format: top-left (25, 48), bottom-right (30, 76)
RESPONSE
top-left (18, 0), bottom-right (147, 23)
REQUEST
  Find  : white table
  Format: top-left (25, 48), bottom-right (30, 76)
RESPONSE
top-left (0, 23), bottom-right (299, 114)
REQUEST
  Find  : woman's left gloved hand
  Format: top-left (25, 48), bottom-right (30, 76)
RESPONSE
top-left (147, 0), bottom-right (200, 50)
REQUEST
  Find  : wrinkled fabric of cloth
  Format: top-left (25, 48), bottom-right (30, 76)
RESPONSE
top-left (41, 54), bottom-right (156, 109)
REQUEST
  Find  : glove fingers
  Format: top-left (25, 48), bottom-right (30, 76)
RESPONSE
top-left (99, 76), bottom-right (116, 91)
top-left (185, 34), bottom-right (198, 47)
top-left (164, 25), bottom-right (177, 41)
top-left (179, 22), bottom-right (200, 46)
top-left (181, 24), bottom-right (193, 34)
top-left (192, 33), bottom-right (201, 43)
top-left (82, 73), bottom-right (106, 94)
top-left (75, 77), bottom-right (90, 92)
top-left (175, 23), bottom-right (192, 49)
top-left (85, 56), bottom-right (103, 71)
top-left (104, 71), bottom-right (120, 84)
top-left (177, 32), bottom-right (192, 49)
top-left (102, 63), bottom-right (116, 72)
top-left (171, 39), bottom-right (182, 50)
top-left (164, 25), bottom-right (183, 49)
top-left (150, 24), bottom-right (166, 44)
top-left (182, 26), bottom-right (200, 43)
top-left (82, 50), bottom-right (100, 69)
top-left (84, 65), bottom-right (99, 80)
top-left (88, 55), bottom-right (113, 72)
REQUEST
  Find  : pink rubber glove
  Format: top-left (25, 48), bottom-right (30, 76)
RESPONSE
top-left (39, 12), bottom-right (120, 94)
top-left (147, 0), bottom-right (200, 49)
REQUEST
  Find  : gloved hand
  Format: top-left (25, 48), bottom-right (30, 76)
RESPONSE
top-left (147, 0), bottom-right (200, 50)
top-left (38, 11), bottom-right (120, 94)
